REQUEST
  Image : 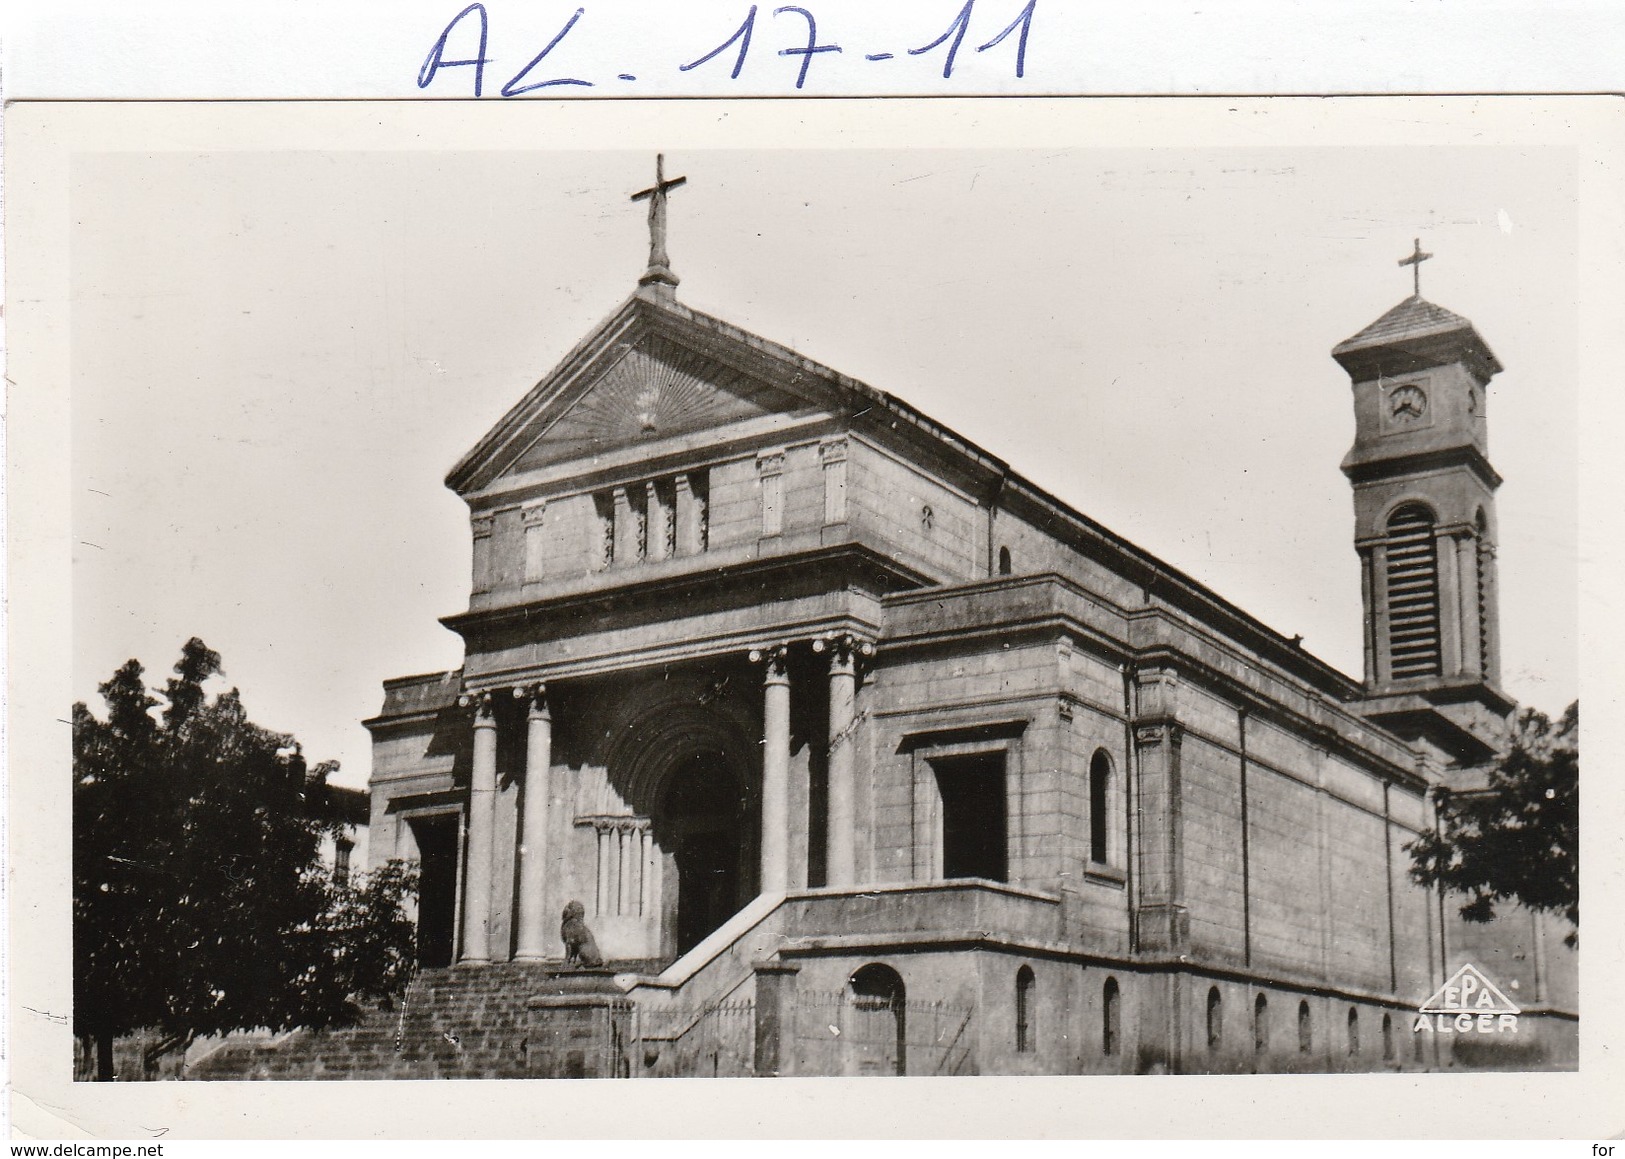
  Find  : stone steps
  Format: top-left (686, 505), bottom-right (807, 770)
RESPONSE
top-left (187, 960), bottom-right (630, 1080)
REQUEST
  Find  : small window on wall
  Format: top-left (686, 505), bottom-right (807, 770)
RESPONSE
top-left (998, 546), bottom-right (1012, 575)
top-left (932, 752), bottom-right (1007, 882)
top-left (1015, 966), bottom-right (1036, 1053)
top-left (1089, 751), bottom-right (1113, 864)
top-left (1298, 1001), bottom-right (1312, 1053)
top-left (1206, 987), bottom-right (1223, 1051)
top-left (1253, 994), bottom-right (1270, 1054)
top-left (1347, 1007), bottom-right (1360, 1057)
top-left (1102, 978), bottom-right (1121, 1057)
top-left (1382, 1013), bottom-right (1395, 1062)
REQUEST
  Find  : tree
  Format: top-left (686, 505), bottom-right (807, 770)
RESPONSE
top-left (74, 639), bottom-right (417, 1079)
top-left (1407, 701), bottom-right (1578, 946)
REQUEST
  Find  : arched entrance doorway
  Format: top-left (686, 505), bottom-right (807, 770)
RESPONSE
top-left (659, 751), bottom-right (751, 956)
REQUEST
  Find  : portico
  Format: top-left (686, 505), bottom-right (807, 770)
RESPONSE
top-left (441, 633), bottom-right (875, 969)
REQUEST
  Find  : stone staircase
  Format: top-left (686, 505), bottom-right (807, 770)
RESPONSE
top-left (187, 962), bottom-right (600, 1080)
top-left (185, 899), bottom-right (798, 1080)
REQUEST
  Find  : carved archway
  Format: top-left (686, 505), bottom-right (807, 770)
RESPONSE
top-left (606, 698), bottom-right (758, 961)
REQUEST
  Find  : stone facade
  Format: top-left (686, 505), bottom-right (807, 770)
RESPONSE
top-left (336, 241), bottom-right (1577, 1078)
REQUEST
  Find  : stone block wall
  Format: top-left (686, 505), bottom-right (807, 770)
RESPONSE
top-left (847, 438), bottom-right (982, 582)
top-left (864, 639), bottom-right (1066, 889)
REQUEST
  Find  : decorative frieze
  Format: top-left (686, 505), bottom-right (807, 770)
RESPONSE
top-left (581, 469), bottom-right (708, 574)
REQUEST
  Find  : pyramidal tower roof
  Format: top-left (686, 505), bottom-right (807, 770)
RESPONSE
top-left (1332, 294), bottom-right (1503, 383)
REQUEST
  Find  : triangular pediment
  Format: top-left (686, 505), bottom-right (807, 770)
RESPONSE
top-left (448, 293), bottom-right (846, 495)
top-left (507, 330), bottom-right (810, 476)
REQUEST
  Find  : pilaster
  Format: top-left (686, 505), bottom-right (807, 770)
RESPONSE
top-left (1132, 669), bottom-right (1188, 953)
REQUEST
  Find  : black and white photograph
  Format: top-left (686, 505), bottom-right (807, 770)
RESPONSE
top-left (6, 92), bottom-right (1616, 1138)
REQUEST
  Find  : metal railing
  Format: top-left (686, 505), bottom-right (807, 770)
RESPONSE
top-left (793, 990), bottom-right (975, 1076)
top-left (627, 999), bottom-right (755, 1078)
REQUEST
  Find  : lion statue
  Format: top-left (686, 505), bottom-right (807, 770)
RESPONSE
top-left (560, 899), bottom-right (604, 968)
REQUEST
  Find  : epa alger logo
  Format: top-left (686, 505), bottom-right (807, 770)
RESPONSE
top-left (1414, 963), bottom-right (1521, 1035)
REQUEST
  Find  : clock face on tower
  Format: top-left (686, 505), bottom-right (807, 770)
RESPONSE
top-left (1389, 383), bottom-right (1428, 422)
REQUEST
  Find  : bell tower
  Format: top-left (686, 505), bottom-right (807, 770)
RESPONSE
top-left (1332, 243), bottom-right (1514, 764)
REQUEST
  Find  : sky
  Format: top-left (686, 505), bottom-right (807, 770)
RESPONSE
top-left (70, 130), bottom-right (1578, 788)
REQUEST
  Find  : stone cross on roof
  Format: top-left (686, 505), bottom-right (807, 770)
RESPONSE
top-left (1398, 237), bottom-right (1433, 298)
top-left (631, 153), bottom-right (688, 296)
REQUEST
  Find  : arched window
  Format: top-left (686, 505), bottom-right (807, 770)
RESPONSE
top-left (1386, 504), bottom-right (1441, 678)
top-left (1253, 994), bottom-right (1270, 1054)
top-left (1015, 966), bottom-right (1036, 1053)
top-left (1102, 977), bottom-right (1121, 1057)
top-left (1297, 1000), bottom-right (1312, 1053)
top-left (1382, 1013), bottom-right (1395, 1062)
top-left (1347, 1007), bottom-right (1360, 1057)
top-left (1206, 987), bottom-right (1223, 1051)
top-left (1089, 751), bottom-right (1113, 864)
top-left (998, 546), bottom-right (1013, 576)
top-left (850, 963), bottom-right (907, 1076)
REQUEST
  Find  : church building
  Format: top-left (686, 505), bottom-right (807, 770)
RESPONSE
top-left (344, 162), bottom-right (1575, 1078)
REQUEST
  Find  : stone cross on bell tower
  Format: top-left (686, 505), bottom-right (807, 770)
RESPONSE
top-left (631, 153), bottom-right (687, 297)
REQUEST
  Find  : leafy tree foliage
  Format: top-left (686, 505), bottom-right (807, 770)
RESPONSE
top-left (74, 639), bottom-right (417, 1079)
top-left (1408, 702), bottom-right (1578, 945)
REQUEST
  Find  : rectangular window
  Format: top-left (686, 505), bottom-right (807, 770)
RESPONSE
top-left (333, 836), bottom-right (353, 888)
top-left (931, 752), bottom-right (1007, 882)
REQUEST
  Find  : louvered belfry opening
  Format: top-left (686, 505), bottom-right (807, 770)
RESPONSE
top-left (1385, 504), bottom-right (1442, 678)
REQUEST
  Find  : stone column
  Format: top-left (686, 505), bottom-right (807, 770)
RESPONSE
top-left (1371, 542), bottom-right (1391, 685)
top-left (460, 691), bottom-right (498, 964)
top-left (1358, 547), bottom-right (1376, 686)
top-left (752, 644), bottom-right (792, 893)
top-left (1456, 533), bottom-right (1482, 678)
top-left (1437, 529), bottom-right (1463, 677)
top-left (815, 633), bottom-right (871, 889)
top-left (514, 683), bottom-right (552, 961)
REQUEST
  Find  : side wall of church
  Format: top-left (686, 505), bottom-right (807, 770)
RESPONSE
top-left (990, 507), bottom-right (1148, 607)
top-left (847, 438), bottom-right (983, 582)
top-left (1172, 672), bottom-right (1439, 1001)
top-left (1057, 644), bottom-right (1134, 950)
